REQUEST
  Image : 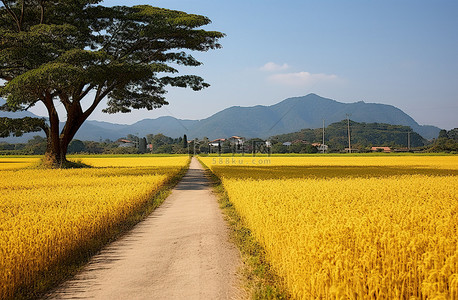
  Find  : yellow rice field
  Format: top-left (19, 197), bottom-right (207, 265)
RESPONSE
top-left (0, 156), bottom-right (40, 170)
top-left (0, 156), bottom-right (189, 299)
top-left (200, 156), bottom-right (458, 299)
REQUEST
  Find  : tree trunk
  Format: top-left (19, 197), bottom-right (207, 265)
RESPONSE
top-left (43, 140), bottom-right (68, 168)
top-left (43, 123), bottom-right (70, 168)
top-left (43, 119), bottom-right (85, 168)
top-left (41, 93), bottom-right (67, 167)
top-left (40, 89), bottom-right (106, 168)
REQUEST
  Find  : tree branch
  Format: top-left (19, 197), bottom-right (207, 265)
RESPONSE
top-left (78, 83), bottom-right (95, 102)
top-left (20, 0), bottom-right (25, 30)
top-left (58, 92), bottom-right (72, 111)
top-left (0, 116), bottom-right (47, 138)
top-left (1, 0), bottom-right (21, 31)
top-left (42, 91), bottom-right (58, 121)
top-left (39, 0), bottom-right (44, 24)
top-left (23, 101), bottom-right (39, 111)
top-left (0, 75), bottom-right (13, 82)
top-left (82, 82), bottom-right (114, 120)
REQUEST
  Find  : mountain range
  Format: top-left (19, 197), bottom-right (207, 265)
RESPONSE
top-left (0, 94), bottom-right (441, 142)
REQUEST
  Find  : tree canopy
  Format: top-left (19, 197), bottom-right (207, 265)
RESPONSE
top-left (0, 0), bottom-right (224, 166)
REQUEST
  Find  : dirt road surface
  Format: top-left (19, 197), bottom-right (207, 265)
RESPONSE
top-left (45, 157), bottom-right (242, 300)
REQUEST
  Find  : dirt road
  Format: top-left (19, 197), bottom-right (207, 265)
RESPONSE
top-left (45, 157), bottom-right (242, 300)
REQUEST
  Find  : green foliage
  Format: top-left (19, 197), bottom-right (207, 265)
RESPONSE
top-left (271, 143), bottom-right (288, 154)
top-left (0, 117), bottom-right (46, 137)
top-left (138, 137), bottom-right (147, 153)
top-left (271, 120), bottom-right (427, 151)
top-left (109, 146), bottom-right (139, 155)
top-left (150, 133), bottom-right (174, 150)
top-left (26, 135), bottom-right (47, 154)
top-left (437, 128), bottom-right (458, 142)
top-left (448, 129), bottom-right (458, 142)
top-left (183, 134), bottom-right (188, 148)
top-left (83, 141), bottom-right (107, 154)
top-left (0, 1), bottom-right (223, 165)
top-left (428, 139), bottom-right (458, 153)
top-left (68, 140), bottom-right (86, 154)
top-left (427, 128), bottom-right (458, 152)
top-left (438, 129), bottom-right (448, 139)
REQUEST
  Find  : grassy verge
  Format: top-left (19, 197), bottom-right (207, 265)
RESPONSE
top-left (15, 161), bottom-right (190, 300)
top-left (198, 157), bottom-right (289, 299)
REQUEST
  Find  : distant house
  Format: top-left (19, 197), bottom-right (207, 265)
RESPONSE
top-left (228, 136), bottom-right (244, 145)
top-left (227, 136), bottom-right (246, 152)
top-left (117, 139), bottom-right (136, 148)
top-left (117, 138), bottom-right (132, 144)
top-left (312, 143), bottom-right (328, 152)
top-left (209, 138), bottom-right (226, 147)
top-left (371, 146), bottom-right (391, 153)
top-left (283, 142), bottom-right (292, 146)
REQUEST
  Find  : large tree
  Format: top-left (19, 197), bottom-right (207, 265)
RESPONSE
top-left (0, 0), bottom-right (224, 167)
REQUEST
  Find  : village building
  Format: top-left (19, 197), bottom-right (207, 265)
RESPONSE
top-left (116, 139), bottom-right (136, 148)
top-left (209, 138), bottom-right (226, 147)
top-left (228, 136), bottom-right (245, 145)
top-left (371, 146), bottom-right (391, 153)
top-left (312, 143), bottom-right (328, 152)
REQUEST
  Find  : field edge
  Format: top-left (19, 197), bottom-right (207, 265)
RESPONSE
top-left (198, 157), bottom-right (289, 299)
top-left (15, 158), bottom-right (191, 300)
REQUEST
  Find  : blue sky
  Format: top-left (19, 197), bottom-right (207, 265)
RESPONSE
top-left (33, 0), bottom-right (458, 129)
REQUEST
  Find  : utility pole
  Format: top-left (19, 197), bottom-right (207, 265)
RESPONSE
top-left (322, 119), bottom-right (325, 154)
top-left (346, 114), bottom-right (351, 153)
top-left (408, 131), bottom-right (411, 150)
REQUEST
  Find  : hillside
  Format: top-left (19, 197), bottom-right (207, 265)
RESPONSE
top-left (1, 94), bottom-right (442, 142)
top-left (271, 120), bottom-right (427, 149)
top-left (186, 94), bottom-right (439, 140)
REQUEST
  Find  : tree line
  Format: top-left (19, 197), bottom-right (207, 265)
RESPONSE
top-left (1, 123), bottom-right (457, 155)
top-left (271, 120), bottom-right (427, 150)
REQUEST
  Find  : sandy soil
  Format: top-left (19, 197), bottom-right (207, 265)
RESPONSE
top-left (45, 157), bottom-right (242, 300)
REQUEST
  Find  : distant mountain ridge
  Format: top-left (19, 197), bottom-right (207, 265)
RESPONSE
top-left (1, 94), bottom-right (442, 142)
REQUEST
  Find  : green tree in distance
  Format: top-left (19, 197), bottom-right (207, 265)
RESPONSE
top-left (183, 134), bottom-right (188, 148)
top-left (138, 137), bottom-right (147, 153)
top-left (0, 1), bottom-right (224, 167)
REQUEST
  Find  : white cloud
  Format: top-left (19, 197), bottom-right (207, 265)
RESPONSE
top-left (268, 71), bottom-right (338, 86)
top-left (260, 62), bottom-right (290, 72)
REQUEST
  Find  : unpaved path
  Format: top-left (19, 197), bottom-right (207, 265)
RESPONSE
top-left (45, 157), bottom-right (242, 300)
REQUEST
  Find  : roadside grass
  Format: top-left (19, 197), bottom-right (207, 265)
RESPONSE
top-left (13, 159), bottom-right (190, 300)
top-left (199, 157), bottom-right (289, 299)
